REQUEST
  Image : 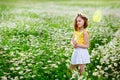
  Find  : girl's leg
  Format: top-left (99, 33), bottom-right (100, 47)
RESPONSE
top-left (70, 64), bottom-right (76, 76)
top-left (78, 64), bottom-right (86, 76)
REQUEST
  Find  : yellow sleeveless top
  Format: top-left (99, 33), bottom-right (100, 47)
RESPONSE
top-left (74, 29), bottom-right (90, 45)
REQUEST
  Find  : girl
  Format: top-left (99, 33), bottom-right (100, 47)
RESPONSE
top-left (70, 14), bottom-right (90, 76)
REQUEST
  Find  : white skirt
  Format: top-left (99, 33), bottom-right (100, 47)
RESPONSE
top-left (70, 47), bottom-right (90, 65)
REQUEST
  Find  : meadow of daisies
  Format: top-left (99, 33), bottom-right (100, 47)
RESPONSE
top-left (0, 0), bottom-right (120, 80)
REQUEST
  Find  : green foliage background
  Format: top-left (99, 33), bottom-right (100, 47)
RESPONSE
top-left (0, 0), bottom-right (120, 80)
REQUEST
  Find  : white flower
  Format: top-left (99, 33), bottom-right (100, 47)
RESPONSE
top-left (10, 52), bottom-right (14, 56)
top-left (32, 75), bottom-right (36, 78)
top-left (20, 76), bottom-right (23, 79)
top-left (1, 76), bottom-right (7, 80)
top-left (108, 65), bottom-right (112, 68)
top-left (93, 72), bottom-right (98, 76)
top-left (18, 52), bottom-right (25, 57)
top-left (95, 69), bottom-right (97, 71)
top-left (47, 60), bottom-right (52, 63)
top-left (28, 64), bottom-right (32, 66)
top-left (10, 67), bottom-right (14, 70)
top-left (42, 67), bottom-right (47, 69)
top-left (96, 65), bottom-right (102, 69)
top-left (66, 60), bottom-right (70, 63)
top-left (98, 74), bottom-right (101, 77)
top-left (100, 59), bottom-right (104, 64)
top-left (88, 78), bottom-right (91, 80)
top-left (14, 76), bottom-right (18, 80)
top-left (114, 63), bottom-right (117, 67)
top-left (66, 63), bottom-right (70, 69)
top-left (57, 62), bottom-right (60, 64)
top-left (16, 67), bottom-right (20, 70)
top-left (100, 70), bottom-right (104, 74)
top-left (110, 57), bottom-right (114, 61)
top-left (26, 69), bottom-right (31, 72)
top-left (63, 75), bottom-right (66, 78)
top-left (14, 63), bottom-right (19, 66)
top-left (51, 64), bottom-right (58, 68)
top-left (19, 71), bottom-right (23, 75)
top-left (104, 67), bottom-right (108, 70)
top-left (105, 74), bottom-right (108, 77)
top-left (4, 47), bottom-right (8, 50)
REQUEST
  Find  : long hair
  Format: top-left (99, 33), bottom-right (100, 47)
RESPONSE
top-left (74, 14), bottom-right (88, 31)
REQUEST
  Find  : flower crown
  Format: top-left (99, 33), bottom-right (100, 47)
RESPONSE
top-left (77, 13), bottom-right (88, 20)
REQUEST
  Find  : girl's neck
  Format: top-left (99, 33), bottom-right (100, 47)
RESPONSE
top-left (78, 27), bottom-right (85, 32)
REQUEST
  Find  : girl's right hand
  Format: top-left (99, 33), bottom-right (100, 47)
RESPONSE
top-left (72, 40), bottom-right (78, 48)
top-left (73, 40), bottom-right (77, 45)
top-left (73, 44), bottom-right (78, 48)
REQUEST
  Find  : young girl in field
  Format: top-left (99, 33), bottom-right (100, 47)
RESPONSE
top-left (70, 14), bottom-right (90, 76)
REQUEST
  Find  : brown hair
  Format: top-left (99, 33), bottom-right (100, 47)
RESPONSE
top-left (74, 14), bottom-right (88, 31)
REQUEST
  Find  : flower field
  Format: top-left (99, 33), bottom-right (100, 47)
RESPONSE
top-left (0, 0), bottom-right (120, 80)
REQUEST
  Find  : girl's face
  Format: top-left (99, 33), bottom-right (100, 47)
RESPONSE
top-left (77, 17), bottom-right (84, 28)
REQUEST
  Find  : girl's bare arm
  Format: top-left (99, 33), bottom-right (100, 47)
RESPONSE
top-left (70, 34), bottom-right (77, 46)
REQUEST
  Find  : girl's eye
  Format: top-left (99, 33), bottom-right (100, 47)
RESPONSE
top-left (77, 20), bottom-right (81, 22)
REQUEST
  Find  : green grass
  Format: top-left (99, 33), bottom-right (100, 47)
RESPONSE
top-left (0, 0), bottom-right (120, 80)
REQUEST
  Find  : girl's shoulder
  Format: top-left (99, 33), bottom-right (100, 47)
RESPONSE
top-left (83, 29), bottom-right (90, 36)
top-left (84, 29), bottom-right (90, 33)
